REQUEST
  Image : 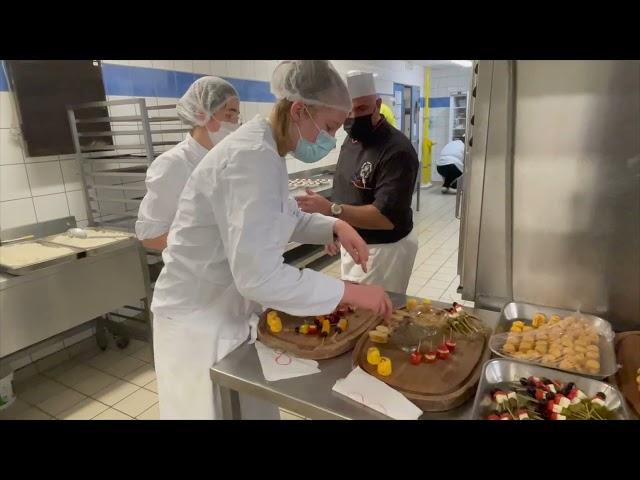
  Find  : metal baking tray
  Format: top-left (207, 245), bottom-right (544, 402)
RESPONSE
top-left (495, 302), bottom-right (614, 336)
top-left (41, 228), bottom-right (137, 257)
top-left (470, 359), bottom-right (630, 420)
top-left (489, 301), bottom-right (618, 379)
top-left (0, 240), bottom-right (83, 275)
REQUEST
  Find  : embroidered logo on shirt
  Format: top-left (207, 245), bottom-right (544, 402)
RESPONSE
top-left (351, 161), bottom-right (374, 190)
top-left (360, 162), bottom-right (372, 183)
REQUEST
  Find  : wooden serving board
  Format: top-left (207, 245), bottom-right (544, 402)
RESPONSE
top-left (257, 308), bottom-right (381, 360)
top-left (614, 331), bottom-right (640, 417)
top-left (352, 332), bottom-right (489, 412)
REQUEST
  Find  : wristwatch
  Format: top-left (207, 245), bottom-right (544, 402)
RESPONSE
top-left (330, 203), bottom-right (343, 216)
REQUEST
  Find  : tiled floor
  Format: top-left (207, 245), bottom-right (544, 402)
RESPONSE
top-left (1, 337), bottom-right (158, 420)
top-left (1, 185), bottom-right (465, 421)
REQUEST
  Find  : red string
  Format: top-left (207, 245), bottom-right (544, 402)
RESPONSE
top-left (274, 349), bottom-right (292, 365)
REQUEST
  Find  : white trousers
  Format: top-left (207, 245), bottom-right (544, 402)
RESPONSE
top-left (340, 228), bottom-right (418, 294)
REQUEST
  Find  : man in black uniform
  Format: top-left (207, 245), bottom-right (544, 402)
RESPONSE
top-left (296, 71), bottom-right (419, 294)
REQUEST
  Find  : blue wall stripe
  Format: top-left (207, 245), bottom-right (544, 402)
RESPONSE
top-left (226, 77), bottom-right (275, 103)
top-left (0, 61), bottom-right (277, 102)
top-left (429, 96), bottom-right (450, 108)
top-left (101, 63), bottom-right (275, 102)
top-left (0, 61), bottom-right (8, 91)
top-left (4, 61), bottom-right (439, 107)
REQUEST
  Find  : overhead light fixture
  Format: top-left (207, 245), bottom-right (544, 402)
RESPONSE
top-left (451, 60), bottom-right (473, 68)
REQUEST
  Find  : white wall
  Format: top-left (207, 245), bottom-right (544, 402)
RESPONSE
top-left (0, 60), bottom-right (424, 231)
top-left (428, 64), bottom-right (472, 181)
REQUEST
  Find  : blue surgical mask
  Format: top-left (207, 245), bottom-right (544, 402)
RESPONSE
top-left (292, 108), bottom-right (336, 163)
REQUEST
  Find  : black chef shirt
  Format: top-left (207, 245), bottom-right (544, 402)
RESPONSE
top-left (332, 119), bottom-right (419, 245)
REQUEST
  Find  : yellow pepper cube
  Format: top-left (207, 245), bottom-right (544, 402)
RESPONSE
top-left (367, 347), bottom-right (381, 365)
top-left (377, 357), bottom-right (392, 376)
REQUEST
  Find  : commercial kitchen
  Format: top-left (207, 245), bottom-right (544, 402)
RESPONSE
top-left (0, 60), bottom-right (638, 421)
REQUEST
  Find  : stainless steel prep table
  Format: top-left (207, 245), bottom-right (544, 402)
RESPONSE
top-left (210, 295), bottom-right (501, 420)
top-left (0, 231), bottom-right (152, 359)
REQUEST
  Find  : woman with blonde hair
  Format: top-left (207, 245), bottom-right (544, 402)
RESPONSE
top-left (151, 60), bottom-right (393, 419)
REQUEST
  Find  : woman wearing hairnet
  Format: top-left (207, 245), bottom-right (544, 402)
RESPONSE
top-left (151, 60), bottom-right (394, 419)
top-left (135, 76), bottom-right (240, 250)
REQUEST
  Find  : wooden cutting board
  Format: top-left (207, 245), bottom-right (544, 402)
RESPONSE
top-left (614, 331), bottom-right (640, 417)
top-left (352, 332), bottom-right (489, 412)
top-left (257, 308), bottom-right (381, 360)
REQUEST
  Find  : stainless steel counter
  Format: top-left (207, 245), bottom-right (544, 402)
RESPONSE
top-left (0, 236), bottom-right (152, 358)
top-left (210, 295), bottom-right (501, 420)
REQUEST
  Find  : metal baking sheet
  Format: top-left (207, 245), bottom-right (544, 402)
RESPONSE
top-left (470, 359), bottom-right (630, 419)
top-left (490, 301), bottom-right (618, 379)
top-left (0, 241), bottom-right (83, 275)
top-left (496, 301), bottom-right (614, 336)
top-left (41, 228), bottom-right (137, 256)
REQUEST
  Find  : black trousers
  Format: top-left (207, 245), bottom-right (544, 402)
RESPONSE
top-left (437, 164), bottom-right (462, 189)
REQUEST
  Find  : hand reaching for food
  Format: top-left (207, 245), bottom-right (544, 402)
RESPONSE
top-left (333, 220), bottom-right (369, 273)
top-left (342, 283), bottom-right (392, 321)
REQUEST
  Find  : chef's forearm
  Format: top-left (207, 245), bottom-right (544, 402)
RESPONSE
top-left (337, 204), bottom-right (394, 230)
top-left (290, 212), bottom-right (337, 245)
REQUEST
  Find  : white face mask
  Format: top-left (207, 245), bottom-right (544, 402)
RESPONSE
top-left (207, 121), bottom-right (240, 145)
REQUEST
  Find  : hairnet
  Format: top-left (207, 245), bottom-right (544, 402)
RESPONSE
top-left (270, 60), bottom-right (352, 112)
top-left (176, 76), bottom-right (239, 127)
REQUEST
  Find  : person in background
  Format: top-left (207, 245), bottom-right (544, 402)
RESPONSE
top-left (151, 60), bottom-right (393, 420)
top-left (436, 135), bottom-right (465, 194)
top-left (296, 71), bottom-right (419, 295)
top-left (379, 102), bottom-right (397, 128)
top-left (135, 76), bottom-right (241, 251)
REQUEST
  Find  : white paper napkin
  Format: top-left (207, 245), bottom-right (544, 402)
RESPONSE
top-left (254, 341), bottom-right (321, 382)
top-left (332, 367), bottom-right (422, 420)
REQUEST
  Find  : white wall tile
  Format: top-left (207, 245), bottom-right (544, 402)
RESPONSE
top-left (66, 190), bottom-right (88, 221)
top-left (192, 60), bottom-right (210, 75)
top-left (0, 164), bottom-right (31, 201)
top-left (142, 96), bottom-right (158, 108)
top-left (25, 162), bottom-right (65, 196)
top-left (0, 198), bottom-right (36, 229)
top-left (174, 60), bottom-right (193, 73)
top-left (102, 60), bottom-right (130, 66)
top-left (130, 60), bottom-right (153, 68)
top-left (33, 192), bottom-right (70, 222)
top-left (244, 102), bottom-right (260, 119)
top-left (60, 158), bottom-right (82, 191)
top-left (227, 60), bottom-right (255, 80)
top-left (151, 60), bottom-right (174, 70)
top-left (257, 103), bottom-right (273, 118)
top-left (0, 129), bottom-right (24, 165)
top-left (210, 60), bottom-right (228, 77)
top-left (108, 101), bottom-right (137, 118)
top-left (254, 60), bottom-right (277, 81)
top-left (0, 92), bottom-right (19, 129)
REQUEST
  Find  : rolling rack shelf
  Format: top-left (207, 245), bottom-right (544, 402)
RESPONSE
top-left (67, 98), bottom-right (191, 232)
top-left (66, 98), bottom-right (190, 350)
top-left (68, 99), bottom-right (336, 274)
